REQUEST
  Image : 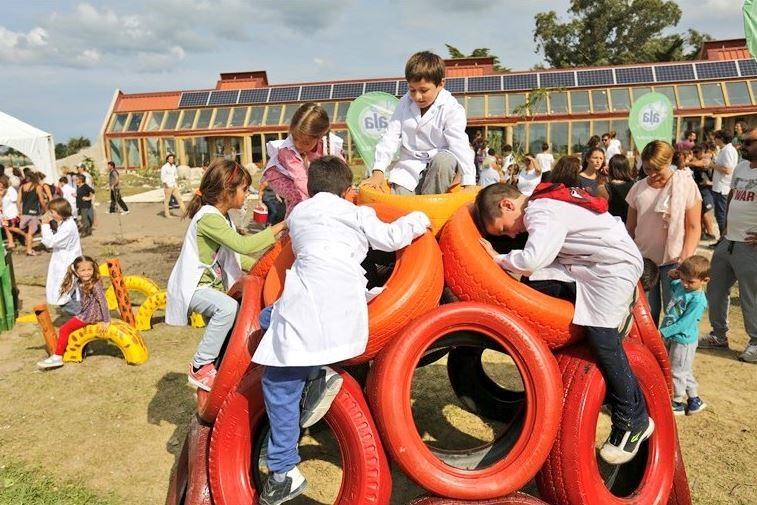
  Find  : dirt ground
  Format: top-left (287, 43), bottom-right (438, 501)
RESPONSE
top-left (0, 200), bottom-right (755, 504)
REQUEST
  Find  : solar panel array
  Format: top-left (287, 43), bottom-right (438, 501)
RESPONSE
top-left (178, 59), bottom-right (754, 107)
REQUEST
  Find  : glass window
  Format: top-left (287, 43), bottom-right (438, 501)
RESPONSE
top-left (700, 83), bottom-right (725, 107)
top-left (487, 95), bottom-right (506, 117)
top-left (591, 90), bottom-right (609, 112)
top-left (195, 109), bottom-right (212, 129)
top-left (263, 134), bottom-right (280, 159)
top-left (108, 139), bottom-right (123, 166)
top-left (507, 93), bottom-right (527, 116)
top-left (571, 121), bottom-right (590, 154)
top-left (592, 120), bottom-right (610, 138)
top-left (751, 81), bottom-right (757, 102)
top-left (680, 117), bottom-right (701, 139)
top-left (125, 112), bottom-right (143, 132)
top-left (213, 108), bottom-right (230, 128)
top-left (333, 102), bottom-right (348, 123)
top-left (610, 89), bottom-right (631, 111)
top-left (163, 138), bottom-right (177, 158)
top-left (250, 134), bottom-right (264, 164)
top-left (145, 137), bottom-right (160, 169)
top-left (512, 123), bottom-right (525, 153)
top-left (703, 116), bottom-right (717, 142)
top-left (528, 123), bottom-right (547, 154)
top-left (466, 96), bottom-right (485, 118)
top-left (110, 113), bottom-right (128, 132)
top-left (654, 86), bottom-right (677, 108)
top-left (549, 92), bottom-right (568, 114)
top-left (631, 87), bottom-right (652, 103)
top-left (145, 111), bottom-right (164, 131)
top-left (281, 104), bottom-right (298, 126)
top-left (183, 137), bottom-right (210, 167)
top-left (125, 139), bottom-right (141, 168)
top-left (550, 122), bottom-right (569, 155)
top-left (677, 85), bottom-right (700, 108)
top-left (180, 109), bottom-right (197, 129)
top-left (229, 107), bottom-right (248, 127)
top-left (570, 91), bottom-right (590, 113)
top-left (247, 106), bottom-right (265, 126)
top-left (530, 92), bottom-right (548, 114)
top-left (163, 111), bottom-right (180, 130)
top-left (725, 81), bottom-right (751, 106)
top-left (319, 102), bottom-right (336, 122)
top-left (265, 105), bottom-right (283, 125)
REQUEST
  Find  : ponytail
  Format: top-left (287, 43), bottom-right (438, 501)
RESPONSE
top-left (185, 159), bottom-right (251, 219)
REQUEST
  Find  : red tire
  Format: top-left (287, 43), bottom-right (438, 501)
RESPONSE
top-left (185, 414), bottom-right (213, 505)
top-left (208, 367), bottom-right (392, 504)
top-left (536, 341), bottom-right (676, 505)
top-left (668, 434), bottom-right (693, 505)
top-left (262, 202), bottom-right (444, 364)
top-left (367, 302), bottom-right (562, 500)
top-left (249, 237), bottom-right (289, 279)
top-left (632, 287), bottom-right (673, 396)
top-left (440, 204), bottom-right (582, 349)
top-left (196, 275), bottom-right (264, 423)
top-left (165, 432), bottom-right (189, 505)
top-left (407, 492), bottom-right (550, 504)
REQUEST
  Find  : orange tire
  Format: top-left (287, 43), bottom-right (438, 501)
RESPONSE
top-left (262, 202), bottom-right (444, 364)
top-left (440, 204), bottom-right (582, 349)
top-left (249, 238), bottom-right (289, 280)
top-left (632, 287), bottom-right (673, 396)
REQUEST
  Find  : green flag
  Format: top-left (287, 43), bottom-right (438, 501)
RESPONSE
top-left (346, 91), bottom-right (399, 172)
top-left (746, 0), bottom-right (757, 58)
top-left (628, 92), bottom-right (674, 152)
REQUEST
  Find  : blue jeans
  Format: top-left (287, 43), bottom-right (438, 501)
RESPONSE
top-left (645, 263), bottom-right (677, 327)
top-left (712, 191), bottom-right (728, 236)
top-left (188, 287), bottom-right (239, 368)
top-left (259, 305), bottom-right (273, 331)
top-left (262, 365), bottom-right (318, 473)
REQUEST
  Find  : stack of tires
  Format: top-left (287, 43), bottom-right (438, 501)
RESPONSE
top-left (167, 203), bottom-right (692, 505)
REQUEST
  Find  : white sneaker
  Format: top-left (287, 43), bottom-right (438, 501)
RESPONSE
top-left (120, 210), bottom-right (130, 215)
top-left (299, 366), bottom-right (343, 428)
top-left (739, 344), bottom-right (757, 364)
top-left (37, 354), bottom-right (64, 370)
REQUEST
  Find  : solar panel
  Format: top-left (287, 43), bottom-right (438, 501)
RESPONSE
top-left (502, 73), bottom-right (537, 91)
top-left (695, 61), bottom-right (738, 80)
top-left (615, 67), bottom-right (654, 85)
top-left (179, 91), bottom-right (210, 108)
top-left (364, 81), bottom-right (397, 94)
top-left (332, 82), bottom-right (364, 99)
top-left (655, 64), bottom-right (695, 83)
top-left (467, 76), bottom-right (499, 93)
top-left (269, 86), bottom-right (300, 102)
top-left (540, 71), bottom-right (575, 88)
top-left (208, 90), bottom-right (238, 106)
top-left (737, 59), bottom-right (757, 77)
top-left (577, 69), bottom-right (614, 87)
top-left (238, 88), bottom-right (269, 104)
top-left (397, 81), bottom-right (408, 96)
top-left (445, 78), bottom-right (466, 93)
top-left (300, 85), bottom-right (331, 101)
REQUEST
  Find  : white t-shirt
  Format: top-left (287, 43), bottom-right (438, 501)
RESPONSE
top-left (61, 184), bottom-right (77, 212)
top-left (712, 143), bottom-right (738, 195)
top-left (161, 162), bottom-right (178, 187)
top-left (726, 160), bottom-right (757, 242)
top-left (479, 167), bottom-right (501, 187)
top-left (517, 169), bottom-right (542, 196)
top-left (482, 155), bottom-right (498, 170)
top-left (606, 139), bottom-right (622, 160)
top-left (535, 152), bottom-right (554, 174)
top-left (2, 186), bottom-right (19, 220)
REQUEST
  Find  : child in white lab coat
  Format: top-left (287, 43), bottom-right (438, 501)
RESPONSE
top-left (362, 51), bottom-right (476, 195)
top-left (475, 182), bottom-right (653, 466)
top-left (252, 155), bottom-right (430, 505)
top-left (40, 198), bottom-right (82, 314)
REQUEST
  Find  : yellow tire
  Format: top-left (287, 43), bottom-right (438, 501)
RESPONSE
top-left (105, 275), bottom-right (161, 311)
top-left (63, 320), bottom-right (149, 365)
top-left (16, 313), bottom-right (38, 324)
top-left (135, 291), bottom-right (204, 331)
top-left (99, 263), bottom-right (110, 278)
top-left (356, 185), bottom-right (478, 235)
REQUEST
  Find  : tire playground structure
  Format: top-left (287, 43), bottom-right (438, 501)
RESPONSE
top-left (167, 201), bottom-right (691, 505)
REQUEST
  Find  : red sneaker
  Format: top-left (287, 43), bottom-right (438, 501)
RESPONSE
top-left (188, 363), bottom-right (217, 392)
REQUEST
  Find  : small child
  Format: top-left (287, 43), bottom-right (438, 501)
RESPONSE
top-left (0, 176), bottom-right (21, 250)
top-left (660, 255), bottom-right (710, 416)
top-left (40, 198), bottom-right (82, 314)
top-left (58, 177), bottom-right (77, 218)
top-left (165, 159), bottom-right (286, 392)
top-left (262, 102), bottom-right (344, 217)
top-left (37, 256), bottom-right (110, 369)
top-left (252, 156), bottom-right (430, 504)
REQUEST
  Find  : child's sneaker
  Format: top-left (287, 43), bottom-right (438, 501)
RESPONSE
top-left (37, 354), bottom-right (64, 370)
top-left (300, 366), bottom-right (343, 428)
top-left (599, 416), bottom-right (655, 465)
top-left (259, 466), bottom-right (307, 505)
top-left (686, 397), bottom-right (706, 415)
top-left (698, 332), bottom-right (728, 349)
top-left (671, 400), bottom-right (686, 416)
top-left (187, 363), bottom-right (217, 392)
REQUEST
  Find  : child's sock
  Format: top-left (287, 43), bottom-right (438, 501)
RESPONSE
top-left (272, 472), bottom-right (287, 482)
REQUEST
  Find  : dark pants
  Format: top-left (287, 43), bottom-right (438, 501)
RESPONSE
top-left (109, 188), bottom-right (129, 213)
top-left (262, 187), bottom-right (285, 226)
top-left (523, 278), bottom-right (648, 431)
top-left (78, 207), bottom-right (93, 236)
top-left (713, 191), bottom-right (728, 236)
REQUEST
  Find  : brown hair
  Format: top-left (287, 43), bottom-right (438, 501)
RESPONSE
top-left (59, 256), bottom-right (101, 298)
top-left (185, 159), bottom-right (252, 219)
top-left (48, 198), bottom-right (72, 219)
top-left (550, 156), bottom-right (582, 187)
top-left (290, 102), bottom-right (331, 155)
top-left (473, 183), bottom-right (523, 232)
top-left (582, 147), bottom-right (605, 171)
top-left (641, 140), bottom-right (674, 171)
top-left (678, 255), bottom-right (710, 280)
top-left (307, 156), bottom-right (353, 197)
top-left (405, 51), bottom-right (445, 85)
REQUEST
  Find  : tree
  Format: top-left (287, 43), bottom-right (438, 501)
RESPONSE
top-left (533, 0), bottom-right (711, 68)
top-left (445, 44), bottom-right (511, 72)
top-left (55, 143), bottom-right (68, 159)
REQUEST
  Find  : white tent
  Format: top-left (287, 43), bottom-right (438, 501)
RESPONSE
top-left (0, 110), bottom-right (57, 182)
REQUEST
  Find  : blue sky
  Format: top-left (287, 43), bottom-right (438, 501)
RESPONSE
top-left (0, 0), bottom-right (743, 144)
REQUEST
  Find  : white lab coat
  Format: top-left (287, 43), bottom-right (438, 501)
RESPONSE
top-left (40, 218), bottom-right (82, 305)
top-left (165, 205), bottom-right (243, 326)
top-left (495, 199), bottom-right (643, 328)
top-left (372, 88), bottom-right (475, 192)
top-left (252, 192), bottom-right (430, 367)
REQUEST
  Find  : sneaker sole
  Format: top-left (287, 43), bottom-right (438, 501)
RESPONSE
top-left (599, 417), bottom-right (655, 465)
top-left (738, 355), bottom-right (757, 363)
top-left (37, 362), bottom-right (64, 370)
top-left (673, 410), bottom-right (686, 416)
top-left (187, 376), bottom-right (212, 392)
top-left (260, 479), bottom-right (307, 505)
top-left (300, 375), bottom-right (343, 428)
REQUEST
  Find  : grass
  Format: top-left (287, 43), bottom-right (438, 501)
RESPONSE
top-left (0, 461), bottom-right (116, 505)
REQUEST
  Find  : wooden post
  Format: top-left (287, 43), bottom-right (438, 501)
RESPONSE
top-left (107, 258), bottom-right (135, 327)
top-left (34, 304), bottom-right (57, 355)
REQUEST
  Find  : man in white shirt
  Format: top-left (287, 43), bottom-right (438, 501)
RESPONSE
top-left (710, 130), bottom-right (738, 237)
top-left (160, 154), bottom-right (186, 218)
top-left (535, 142), bottom-right (555, 179)
top-left (699, 128), bottom-right (757, 363)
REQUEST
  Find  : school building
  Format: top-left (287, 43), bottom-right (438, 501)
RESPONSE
top-left (101, 39), bottom-right (757, 170)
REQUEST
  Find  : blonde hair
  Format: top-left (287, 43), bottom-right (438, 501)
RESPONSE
top-left (290, 102), bottom-right (331, 155)
top-left (641, 140), bottom-right (674, 171)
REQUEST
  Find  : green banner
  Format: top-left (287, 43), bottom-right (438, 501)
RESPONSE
top-left (628, 92), bottom-right (674, 152)
top-left (746, 0), bottom-right (757, 59)
top-left (346, 91), bottom-right (399, 172)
